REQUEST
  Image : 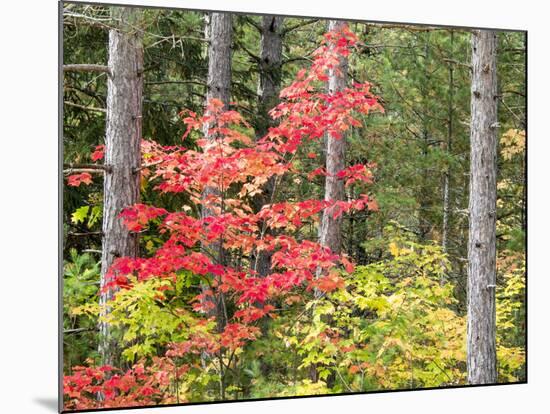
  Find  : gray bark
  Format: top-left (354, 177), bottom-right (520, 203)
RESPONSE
top-left (257, 15), bottom-right (284, 138)
top-left (63, 64), bottom-right (110, 74)
top-left (98, 7), bottom-right (143, 367)
top-left (201, 12), bottom-right (232, 332)
top-left (319, 20), bottom-right (348, 257)
top-left (467, 29), bottom-right (498, 385)
top-left (204, 12), bottom-right (232, 111)
top-left (254, 15), bottom-right (284, 277)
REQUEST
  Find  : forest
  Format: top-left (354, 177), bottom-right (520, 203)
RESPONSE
top-left (61, 2), bottom-right (526, 411)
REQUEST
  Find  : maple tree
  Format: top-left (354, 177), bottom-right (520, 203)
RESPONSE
top-left (64, 25), bottom-right (384, 408)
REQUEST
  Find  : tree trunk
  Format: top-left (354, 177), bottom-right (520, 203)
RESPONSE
top-left (204, 13), bottom-right (232, 110)
top-left (98, 7), bottom-right (143, 368)
top-left (257, 15), bottom-right (284, 138)
top-left (311, 20), bottom-right (348, 383)
top-left (201, 12), bottom-right (232, 332)
top-left (319, 20), bottom-right (348, 257)
top-left (467, 29), bottom-right (498, 385)
top-left (254, 15), bottom-right (284, 277)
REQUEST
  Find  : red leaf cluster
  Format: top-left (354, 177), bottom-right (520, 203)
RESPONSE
top-left (67, 172), bottom-right (93, 187)
top-left (66, 25), bottom-right (384, 409)
top-left (91, 144), bottom-right (105, 162)
top-left (63, 360), bottom-right (175, 410)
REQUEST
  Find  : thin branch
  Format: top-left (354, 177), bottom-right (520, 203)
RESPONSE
top-left (64, 86), bottom-right (106, 106)
top-left (68, 231), bottom-right (103, 237)
top-left (499, 89), bottom-right (526, 98)
top-left (133, 160), bottom-right (164, 173)
top-left (335, 367), bottom-right (354, 392)
top-left (64, 327), bottom-right (97, 335)
top-left (235, 41), bottom-right (260, 62)
top-left (431, 359), bottom-right (454, 383)
top-left (64, 11), bottom-right (114, 23)
top-left (282, 19), bottom-right (320, 35)
top-left (147, 33), bottom-right (207, 49)
top-left (63, 15), bottom-right (114, 31)
top-left (63, 168), bottom-right (106, 174)
top-left (282, 56), bottom-right (314, 65)
top-left (282, 48), bottom-right (316, 65)
top-left (64, 163), bottom-right (112, 172)
top-left (366, 22), bottom-right (462, 32)
top-left (498, 96), bottom-right (523, 125)
top-left (64, 100), bottom-right (106, 113)
top-left (367, 43), bottom-right (418, 49)
top-left (146, 80), bottom-right (206, 87)
top-left (442, 58), bottom-right (471, 69)
top-left (242, 16), bottom-right (262, 32)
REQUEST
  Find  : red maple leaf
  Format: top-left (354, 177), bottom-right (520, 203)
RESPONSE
top-left (67, 173), bottom-right (93, 187)
top-left (91, 144), bottom-right (105, 161)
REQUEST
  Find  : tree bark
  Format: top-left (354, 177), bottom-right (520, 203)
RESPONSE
top-left (254, 15), bottom-right (284, 277)
top-left (467, 29), bottom-right (498, 385)
top-left (319, 20), bottom-right (348, 257)
top-left (204, 13), bottom-right (232, 111)
top-left (257, 15), bottom-right (284, 139)
top-left (63, 64), bottom-right (110, 74)
top-left (201, 12), bottom-right (232, 332)
top-left (98, 7), bottom-right (143, 368)
top-left (311, 20), bottom-right (348, 383)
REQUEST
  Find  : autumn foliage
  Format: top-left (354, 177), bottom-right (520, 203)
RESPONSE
top-left (63, 22), bottom-right (526, 410)
top-left (64, 26), bottom-right (385, 409)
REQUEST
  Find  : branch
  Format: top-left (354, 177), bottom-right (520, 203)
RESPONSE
top-left (282, 48), bottom-right (316, 65)
top-left (242, 16), bottom-right (262, 32)
top-left (282, 56), bottom-right (313, 65)
top-left (63, 17), bottom-right (113, 31)
top-left (357, 43), bottom-right (423, 51)
top-left (63, 64), bottom-right (110, 75)
top-left (282, 19), bottom-right (319, 35)
top-left (67, 231), bottom-right (103, 237)
top-left (64, 86), bottom-right (105, 106)
top-left (147, 33), bottom-right (208, 50)
top-left (498, 96), bottom-right (524, 125)
top-left (235, 41), bottom-right (260, 62)
top-left (500, 90), bottom-right (526, 98)
top-left (64, 327), bottom-right (97, 335)
top-left (146, 80), bottom-right (206, 87)
top-left (63, 11), bottom-right (116, 30)
top-left (83, 249), bottom-right (102, 254)
top-left (64, 163), bottom-right (112, 172)
top-left (64, 100), bottom-right (106, 113)
top-left (335, 367), bottom-right (354, 392)
top-left (63, 168), bottom-right (106, 174)
top-left (442, 58), bottom-right (471, 69)
top-left (366, 23), bottom-right (459, 32)
top-left (133, 160), bottom-right (164, 174)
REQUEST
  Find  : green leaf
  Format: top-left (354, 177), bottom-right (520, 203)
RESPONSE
top-left (71, 206), bottom-right (89, 224)
top-left (87, 205), bottom-right (102, 228)
top-left (318, 368), bottom-right (331, 381)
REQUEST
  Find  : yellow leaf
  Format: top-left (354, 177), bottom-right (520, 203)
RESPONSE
top-left (389, 242), bottom-right (400, 257)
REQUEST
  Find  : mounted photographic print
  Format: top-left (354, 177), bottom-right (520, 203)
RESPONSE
top-left (60, 0), bottom-right (526, 411)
